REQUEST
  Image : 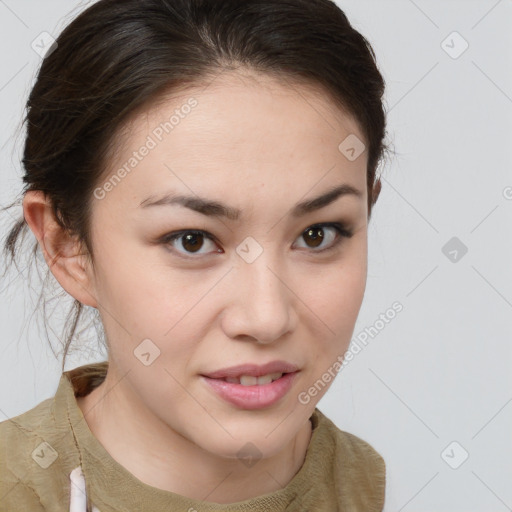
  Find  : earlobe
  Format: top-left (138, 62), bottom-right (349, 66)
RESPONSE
top-left (22, 191), bottom-right (98, 308)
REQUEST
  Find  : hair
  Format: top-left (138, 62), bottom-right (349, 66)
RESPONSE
top-left (1, 0), bottom-right (390, 371)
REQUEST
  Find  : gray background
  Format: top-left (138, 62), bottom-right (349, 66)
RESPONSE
top-left (1, 1), bottom-right (511, 510)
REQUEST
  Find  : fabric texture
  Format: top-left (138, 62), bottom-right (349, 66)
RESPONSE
top-left (0, 362), bottom-right (386, 511)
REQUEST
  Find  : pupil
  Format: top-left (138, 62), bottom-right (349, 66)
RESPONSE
top-left (305, 227), bottom-right (323, 248)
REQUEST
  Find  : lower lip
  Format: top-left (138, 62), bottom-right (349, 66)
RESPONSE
top-left (201, 372), bottom-right (298, 410)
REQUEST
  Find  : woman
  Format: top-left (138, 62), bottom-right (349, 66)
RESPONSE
top-left (0, 0), bottom-right (389, 510)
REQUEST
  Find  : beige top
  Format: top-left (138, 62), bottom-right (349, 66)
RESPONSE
top-left (0, 362), bottom-right (386, 511)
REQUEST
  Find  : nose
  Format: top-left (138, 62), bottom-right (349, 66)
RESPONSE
top-left (220, 254), bottom-right (297, 344)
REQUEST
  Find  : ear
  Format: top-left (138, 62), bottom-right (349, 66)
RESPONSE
top-left (22, 190), bottom-right (98, 308)
top-left (371, 177), bottom-right (382, 206)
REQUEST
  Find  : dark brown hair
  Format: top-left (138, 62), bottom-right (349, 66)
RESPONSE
top-left (2, 0), bottom-right (390, 370)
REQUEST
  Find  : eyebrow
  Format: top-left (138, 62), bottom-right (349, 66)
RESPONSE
top-left (139, 183), bottom-right (363, 221)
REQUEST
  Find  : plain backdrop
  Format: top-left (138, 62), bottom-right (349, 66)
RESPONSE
top-left (0, 1), bottom-right (511, 511)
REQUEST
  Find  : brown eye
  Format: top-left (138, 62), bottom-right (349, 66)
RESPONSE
top-left (161, 222), bottom-right (352, 259)
top-left (181, 232), bottom-right (205, 253)
top-left (294, 223), bottom-right (352, 252)
top-left (162, 230), bottom-right (220, 257)
top-left (303, 226), bottom-right (324, 248)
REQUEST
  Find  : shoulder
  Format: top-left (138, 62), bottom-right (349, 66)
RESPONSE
top-left (0, 395), bottom-right (55, 473)
top-left (313, 408), bottom-right (386, 511)
top-left (0, 397), bottom-right (54, 511)
top-left (0, 379), bottom-right (81, 511)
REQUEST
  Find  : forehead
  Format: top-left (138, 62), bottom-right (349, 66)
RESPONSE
top-left (112, 68), bottom-right (364, 151)
top-left (146, 70), bottom-right (362, 141)
top-left (97, 69), bottom-right (368, 209)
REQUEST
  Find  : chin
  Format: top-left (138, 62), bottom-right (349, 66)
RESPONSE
top-left (190, 407), bottom-right (310, 460)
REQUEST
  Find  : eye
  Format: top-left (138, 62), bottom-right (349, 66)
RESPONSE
top-left (294, 223), bottom-right (353, 252)
top-left (160, 222), bottom-right (353, 259)
top-left (161, 230), bottom-right (221, 257)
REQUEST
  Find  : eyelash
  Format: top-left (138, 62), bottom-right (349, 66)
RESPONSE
top-left (159, 222), bottom-right (353, 260)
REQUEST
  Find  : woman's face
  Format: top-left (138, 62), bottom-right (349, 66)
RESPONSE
top-left (86, 70), bottom-right (369, 459)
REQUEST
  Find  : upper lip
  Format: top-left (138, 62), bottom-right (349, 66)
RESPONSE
top-left (202, 360), bottom-right (299, 379)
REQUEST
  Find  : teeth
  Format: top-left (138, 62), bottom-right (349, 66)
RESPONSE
top-left (255, 374), bottom-right (273, 385)
top-left (231, 372), bottom-right (283, 386)
top-left (240, 375), bottom-right (258, 386)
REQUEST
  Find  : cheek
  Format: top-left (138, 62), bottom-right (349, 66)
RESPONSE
top-left (301, 249), bottom-right (367, 363)
top-left (303, 250), bottom-right (367, 330)
top-left (89, 238), bottom-right (212, 369)
top-left (91, 231), bottom-right (197, 322)
top-left (327, 263), bottom-right (367, 327)
top-left (292, 256), bottom-right (367, 408)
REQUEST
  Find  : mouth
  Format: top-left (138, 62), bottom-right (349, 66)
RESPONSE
top-left (200, 366), bottom-right (300, 410)
top-left (201, 360), bottom-right (299, 380)
top-left (221, 372), bottom-right (285, 386)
